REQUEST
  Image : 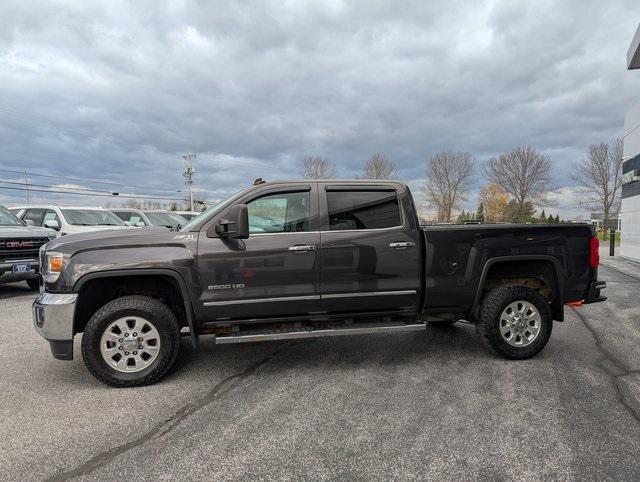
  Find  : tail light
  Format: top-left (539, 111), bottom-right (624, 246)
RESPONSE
top-left (589, 236), bottom-right (599, 269)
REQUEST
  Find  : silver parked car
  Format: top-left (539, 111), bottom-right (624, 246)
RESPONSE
top-left (111, 208), bottom-right (188, 229)
top-left (11, 205), bottom-right (131, 236)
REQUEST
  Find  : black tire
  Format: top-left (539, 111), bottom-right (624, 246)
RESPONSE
top-left (428, 319), bottom-right (458, 327)
top-left (476, 284), bottom-right (552, 360)
top-left (26, 277), bottom-right (40, 291)
top-left (81, 295), bottom-right (181, 387)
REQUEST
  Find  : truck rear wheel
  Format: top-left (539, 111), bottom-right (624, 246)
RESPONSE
top-left (81, 295), bottom-right (181, 387)
top-left (477, 285), bottom-right (552, 359)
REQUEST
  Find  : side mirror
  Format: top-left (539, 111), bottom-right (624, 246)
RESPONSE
top-left (25, 219), bottom-right (35, 226)
top-left (123, 221), bottom-right (131, 226)
top-left (210, 204), bottom-right (249, 239)
top-left (136, 222), bottom-right (146, 227)
top-left (43, 219), bottom-right (61, 231)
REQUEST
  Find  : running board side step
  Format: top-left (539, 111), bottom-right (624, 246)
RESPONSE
top-left (214, 321), bottom-right (426, 344)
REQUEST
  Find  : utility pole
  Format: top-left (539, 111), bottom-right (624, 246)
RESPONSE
top-left (182, 153), bottom-right (196, 212)
top-left (24, 170), bottom-right (30, 204)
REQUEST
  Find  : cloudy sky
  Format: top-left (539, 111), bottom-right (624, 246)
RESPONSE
top-left (1, 0), bottom-right (639, 218)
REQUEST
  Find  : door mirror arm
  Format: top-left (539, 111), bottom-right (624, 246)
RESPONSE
top-left (208, 204), bottom-right (249, 239)
top-left (43, 220), bottom-right (61, 231)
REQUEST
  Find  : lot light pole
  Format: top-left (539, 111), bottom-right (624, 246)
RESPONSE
top-left (24, 170), bottom-right (29, 204)
top-left (182, 153), bottom-right (196, 212)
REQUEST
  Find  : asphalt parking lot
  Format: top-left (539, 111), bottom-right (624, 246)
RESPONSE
top-left (1, 256), bottom-right (639, 480)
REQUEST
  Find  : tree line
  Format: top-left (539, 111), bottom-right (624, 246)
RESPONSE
top-left (299, 138), bottom-right (624, 230)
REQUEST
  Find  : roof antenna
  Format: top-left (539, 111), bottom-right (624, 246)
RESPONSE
top-left (253, 177), bottom-right (265, 185)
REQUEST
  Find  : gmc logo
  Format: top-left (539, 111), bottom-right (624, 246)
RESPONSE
top-left (4, 241), bottom-right (33, 248)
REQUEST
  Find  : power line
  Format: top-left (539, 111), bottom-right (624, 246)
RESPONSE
top-left (0, 184), bottom-right (186, 201)
top-left (0, 179), bottom-right (118, 195)
top-left (0, 167), bottom-right (182, 193)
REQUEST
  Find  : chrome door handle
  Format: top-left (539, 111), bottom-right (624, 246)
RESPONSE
top-left (389, 241), bottom-right (415, 249)
top-left (288, 245), bottom-right (316, 252)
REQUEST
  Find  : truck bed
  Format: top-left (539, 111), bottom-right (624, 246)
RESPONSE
top-left (421, 223), bottom-right (596, 317)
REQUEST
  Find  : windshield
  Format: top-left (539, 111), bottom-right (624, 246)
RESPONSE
top-left (61, 209), bottom-right (125, 226)
top-left (180, 193), bottom-right (240, 232)
top-left (0, 206), bottom-right (25, 226)
top-left (144, 211), bottom-right (188, 228)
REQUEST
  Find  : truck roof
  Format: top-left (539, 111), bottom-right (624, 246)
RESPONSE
top-left (256, 179), bottom-right (409, 187)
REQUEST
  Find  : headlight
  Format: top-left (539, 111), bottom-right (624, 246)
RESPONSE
top-left (42, 251), bottom-right (64, 283)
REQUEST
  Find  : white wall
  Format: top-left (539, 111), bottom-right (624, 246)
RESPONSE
top-left (620, 195), bottom-right (640, 260)
top-left (621, 100), bottom-right (640, 261)
top-left (623, 100), bottom-right (640, 159)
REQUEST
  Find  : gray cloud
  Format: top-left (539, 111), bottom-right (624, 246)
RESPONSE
top-left (1, 0), bottom-right (639, 217)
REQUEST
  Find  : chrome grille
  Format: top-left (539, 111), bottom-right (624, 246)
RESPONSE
top-left (0, 238), bottom-right (49, 263)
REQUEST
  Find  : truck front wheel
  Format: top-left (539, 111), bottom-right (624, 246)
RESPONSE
top-left (81, 295), bottom-right (181, 387)
top-left (477, 285), bottom-right (553, 359)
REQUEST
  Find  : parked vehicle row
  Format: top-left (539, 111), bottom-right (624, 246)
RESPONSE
top-left (10, 205), bottom-right (130, 235)
top-left (9, 205), bottom-right (193, 234)
top-left (111, 208), bottom-right (188, 228)
top-left (0, 203), bottom-right (199, 290)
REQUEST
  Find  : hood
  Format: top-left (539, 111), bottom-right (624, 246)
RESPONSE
top-left (47, 226), bottom-right (177, 253)
top-left (0, 225), bottom-right (56, 238)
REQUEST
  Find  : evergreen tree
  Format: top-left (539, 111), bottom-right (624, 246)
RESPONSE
top-left (539, 209), bottom-right (546, 223)
top-left (476, 203), bottom-right (485, 223)
top-left (554, 214), bottom-right (560, 223)
top-left (505, 200), bottom-right (536, 223)
top-left (547, 214), bottom-right (554, 223)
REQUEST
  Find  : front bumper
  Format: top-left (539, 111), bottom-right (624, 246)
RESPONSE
top-left (0, 259), bottom-right (39, 282)
top-left (583, 280), bottom-right (607, 304)
top-left (33, 292), bottom-right (78, 360)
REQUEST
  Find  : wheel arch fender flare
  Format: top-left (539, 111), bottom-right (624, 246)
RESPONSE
top-left (73, 268), bottom-right (198, 348)
top-left (471, 255), bottom-right (565, 319)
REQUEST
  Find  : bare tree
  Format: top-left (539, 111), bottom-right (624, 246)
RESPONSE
top-left (124, 199), bottom-right (164, 210)
top-left (570, 138), bottom-right (623, 239)
top-left (300, 156), bottom-right (337, 179)
top-left (483, 146), bottom-right (553, 220)
top-left (361, 153), bottom-right (397, 179)
top-left (425, 151), bottom-right (475, 223)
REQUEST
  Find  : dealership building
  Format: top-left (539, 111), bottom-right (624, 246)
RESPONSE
top-left (621, 23), bottom-right (640, 261)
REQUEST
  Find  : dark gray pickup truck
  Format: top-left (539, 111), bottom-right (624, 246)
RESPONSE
top-left (34, 180), bottom-right (606, 387)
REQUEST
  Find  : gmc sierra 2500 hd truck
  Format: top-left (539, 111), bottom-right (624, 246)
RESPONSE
top-left (33, 180), bottom-right (606, 387)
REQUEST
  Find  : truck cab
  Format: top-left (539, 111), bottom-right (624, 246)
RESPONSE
top-left (192, 180), bottom-right (420, 322)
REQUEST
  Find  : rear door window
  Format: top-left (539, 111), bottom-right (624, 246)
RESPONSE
top-left (23, 209), bottom-right (46, 226)
top-left (113, 211), bottom-right (147, 226)
top-left (43, 210), bottom-right (60, 223)
top-left (326, 190), bottom-right (402, 230)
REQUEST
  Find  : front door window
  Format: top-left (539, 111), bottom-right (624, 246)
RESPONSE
top-left (247, 192), bottom-right (310, 234)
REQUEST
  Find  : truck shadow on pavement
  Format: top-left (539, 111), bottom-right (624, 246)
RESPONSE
top-left (166, 322), bottom-right (495, 384)
top-left (47, 323), bottom-right (493, 390)
top-left (0, 282), bottom-right (36, 300)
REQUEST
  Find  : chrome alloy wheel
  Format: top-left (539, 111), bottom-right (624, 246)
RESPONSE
top-left (100, 316), bottom-right (161, 373)
top-left (499, 301), bottom-right (541, 347)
